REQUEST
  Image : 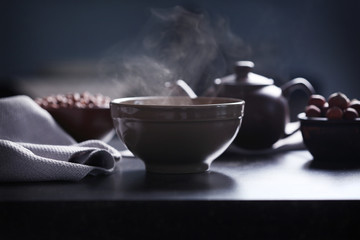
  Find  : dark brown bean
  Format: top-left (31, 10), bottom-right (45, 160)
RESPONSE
top-left (35, 92), bottom-right (111, 109)
top-left (73, 93), bottom-right (80, 102)
top-left (75, 102), bottom-right (85, 108)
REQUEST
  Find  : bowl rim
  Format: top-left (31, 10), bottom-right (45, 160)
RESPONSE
top-left (110, 96), bottom-right (244, 108)
top-left (298, 112), bottom-right (360, 123)
top-left (43, 106), bottom-right (110, 111)
top-left (110, 96), bottom-right (245, 121)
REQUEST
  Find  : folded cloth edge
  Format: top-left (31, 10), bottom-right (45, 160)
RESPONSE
top-left (0, 139), bottom-right (119, 182)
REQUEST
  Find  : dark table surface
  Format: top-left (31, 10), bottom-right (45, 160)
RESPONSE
top-left (1, 136), bottom-right (360, 239)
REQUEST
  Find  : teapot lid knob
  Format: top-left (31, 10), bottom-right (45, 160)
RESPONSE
top-left (234, 61), bottom-right (254, 79)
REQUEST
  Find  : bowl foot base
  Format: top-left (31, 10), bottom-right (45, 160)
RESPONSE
top-left (145, 162), bottom-right (210, 174)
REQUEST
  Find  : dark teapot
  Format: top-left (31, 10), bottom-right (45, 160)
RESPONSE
top-left (204, 61), bottom-right (315, 149)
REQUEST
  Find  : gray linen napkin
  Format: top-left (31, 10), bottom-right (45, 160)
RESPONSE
top-left (0, 95), bottom-right (121, 182)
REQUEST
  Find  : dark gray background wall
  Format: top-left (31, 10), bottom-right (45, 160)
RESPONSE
top-left (2, 0), bottom-right (360, 98)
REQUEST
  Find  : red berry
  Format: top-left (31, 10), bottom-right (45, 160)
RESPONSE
top-left (305, 105), bottom-right (321, 117)
top-left (349, 100), bottom-right (360, 115)
top-left (326, 106), bottom-right (343, 120)
top-left (308, 94), bottom-right (326, 108)
top-left (328, 92), bottom-right (350, 110)
top-left (320, 102), bottom-right (329, 117)
top-left (343, 107), bottom-right (359, 120)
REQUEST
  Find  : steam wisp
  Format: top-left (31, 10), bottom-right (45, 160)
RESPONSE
top-left (99, 6), bottom-right (251, 97)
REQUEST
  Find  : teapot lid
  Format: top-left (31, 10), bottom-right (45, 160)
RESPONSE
top-left (216, 61), bottom-right (274, 86)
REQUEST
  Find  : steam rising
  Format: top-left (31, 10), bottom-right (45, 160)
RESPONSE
top-left (99, 6), bottom-right (251, 97)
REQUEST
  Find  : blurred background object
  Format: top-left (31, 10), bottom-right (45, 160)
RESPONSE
top-left (2, 0), bottom-right (360, 108)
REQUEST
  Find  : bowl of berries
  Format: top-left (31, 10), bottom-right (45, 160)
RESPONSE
top-left (299, 92), bottom-right (360, 162)
top-left (35, 92), bottom-right (115, 142)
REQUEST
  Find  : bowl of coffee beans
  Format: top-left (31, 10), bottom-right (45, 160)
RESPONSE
top-left (35, 92), bottom-right (115, 142)
top-left (298, 92), bottom-right (360, 161)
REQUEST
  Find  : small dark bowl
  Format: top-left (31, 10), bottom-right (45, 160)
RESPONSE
top-left (111, 96), bottom-right (245, 173)
top-left (45, 107), bottom-right (115, 142)
top-left (298, 112), bottom-right (360, 162)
